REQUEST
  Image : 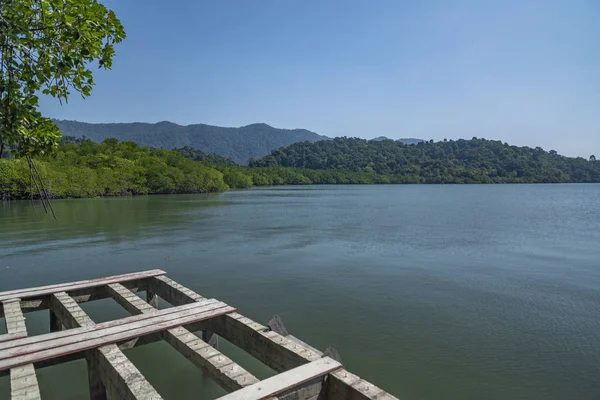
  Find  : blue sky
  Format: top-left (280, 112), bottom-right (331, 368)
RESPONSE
top-left (40, 0), bottom-right (599, 157)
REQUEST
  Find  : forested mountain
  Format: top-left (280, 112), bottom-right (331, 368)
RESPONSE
top-left (251, 137), bottom-right (600, 183)
top-left (52, 120), bottom-right (328, 164)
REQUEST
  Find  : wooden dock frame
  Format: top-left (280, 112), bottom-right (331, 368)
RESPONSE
top-left (0, 270), bottom-right (398, 400)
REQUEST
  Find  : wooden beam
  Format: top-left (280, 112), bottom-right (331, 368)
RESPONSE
top-left (202, 313), bottom-right (322, 373)
top-left (4, 282), bottom-right (146, 317)
top-left (0, 269), bottom-right (166, 303)
top-left (49, 310), bottom-right (61, 332)
top-left (216, 357), bottom-right (341, 400)
top-left (149, 276), bottom-right (204, 305)
top-left (0, 333), bottom-right (27, 344)
top-left (2, 299), bottom-right (41, 400)
top-left (108, 283), bottom-right (259, 392)
top-left (46, 291), bottom-right (163, 400)
top-left (0, 300), bottom-right (219, 353)
top-left (150, 277), bottom-right (399, 400)
top-left (1, 303), bottom-right (235, 370)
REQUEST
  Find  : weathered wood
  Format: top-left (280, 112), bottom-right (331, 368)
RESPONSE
top-left (108, 282), bottom-right (258, 392)
top-left (48, 291), bottom-right (162, 400)
top-left (87, 358), bottom-right (108, 400)
top-left (202, 329), bottom-right (219, 348)
top-left (149, 275), bottom-right (205, 305)
top-left (327, 369), bottom-right (396, 400)
top-left (0, 299), bottom-right (218, 353)
top-left (49, 310), bottom-right (61, 332)
top-left (146, 291), bottom-right (158, 309)
top-left (2, 299), bottom-right (41, 400)
top-left (0, 333), bottom-right (27, 344)
top-left (89, 343), bottom-right (163, 400)
top-left (0, 269), bottom-right (165, 303)
top-left (150, 277), bottom-right (322, 372)
top-left (1, 271), bottom-right (399, 400)
top-left (202, 313), bottom-right (398, 400)
top-left (216, 357), bottom-right (341, 400)
top-left (323, 347), bottom-right (342, 364)
top-left (0, 302), bottom-right (234, 370)
top-left (201, 313), bottom-right (322, 373)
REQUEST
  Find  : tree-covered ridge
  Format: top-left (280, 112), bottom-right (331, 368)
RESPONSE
top-left (52, 120), bottom-right (329, 164)
top-left (0, 138), bottom-right (383, 199)
top-left (173, 146), bottom-right (238, 166)
top-left (251, 137), bottom-right (600, 183)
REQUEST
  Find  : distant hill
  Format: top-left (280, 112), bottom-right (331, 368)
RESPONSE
top-left (52, 120), bottom-right (329, 164)
top-left (250, 137), bottom-right (600, 183)
top-left (371, 137), bottom-right (424, 144)
top-left (397, 138), bottom-right (424, 145)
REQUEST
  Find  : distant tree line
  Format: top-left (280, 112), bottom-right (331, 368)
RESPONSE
top-left (251, 137), bottom-right (600, 184)
top-left (1, 137), bottom-right (598, 200)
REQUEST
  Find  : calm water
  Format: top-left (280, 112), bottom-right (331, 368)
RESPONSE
top-left (1, 185), bottom-right (600, 400)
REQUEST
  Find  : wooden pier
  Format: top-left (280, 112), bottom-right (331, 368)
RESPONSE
top-left (0, 270), bottom-right (397, 400)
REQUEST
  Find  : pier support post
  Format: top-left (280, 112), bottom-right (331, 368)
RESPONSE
top-left (87, 358), bottom-right (108, 400)
top-left (49, 310), bottom-right (61, 332)
top-left (202, 329), bottom-right (219, 348)
top-left (146, 291), bottom-right (158, 309)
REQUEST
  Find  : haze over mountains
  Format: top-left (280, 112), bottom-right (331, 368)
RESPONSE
top-left (53, 120), bottom-right (423, 164)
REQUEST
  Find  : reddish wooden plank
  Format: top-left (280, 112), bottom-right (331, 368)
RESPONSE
top-left (0, 269), bottom-right (166, 302)
top-left (0, 304), bottom-right (236, 371)
top-left (0, 299), bottom-right (219, 357)
top-left (0, 333), bottom-right (27, 344)
top-left (0, 298), bottom-right (215, 353)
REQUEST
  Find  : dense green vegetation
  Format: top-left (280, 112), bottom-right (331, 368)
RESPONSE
top-left (0, 138), bottom-right (382, 199)
top-left (251, 137), bottom-right (600, 183)
top-left (1, 137), bottom-right (598, 200)
top-left (0, 0), bottom-right (124, 157)
top-left (53, 120), bottom-right (328, 164)
top-left (173, 146), bottom-right (238, 166)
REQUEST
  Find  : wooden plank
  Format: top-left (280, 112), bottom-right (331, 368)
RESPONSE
top-left (2, 300), bottom-right (42, 400)
top-left (151, 278), bottom-right (320, 371)
top-left (1, 300), bottom-right (225, 361)
top-left (48, 292), bottom-right (162, 400)
top-left (90, 344), bottom-right (162, 400)
top-left (200, 312), bottom-right (399, 400)
top-left (149, 276), bottom-right (205, 305)
top-left (0, 269), bottom-right (165, 302)
top-left (201, 313), bottom-right (322, 373)
top-left (0, 303), bottom-right (235, 371)
top-left (216, 357), bottom-right (341, 400)
top-left (0, 299), bottom-right (217, 353)
top-left (108, 282), bottom-right (260, 392)
top-left (0, 333), bottom-right (27, 344)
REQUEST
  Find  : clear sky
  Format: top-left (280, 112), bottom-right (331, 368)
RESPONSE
top-left (40, 0), bottom-right (599, 157)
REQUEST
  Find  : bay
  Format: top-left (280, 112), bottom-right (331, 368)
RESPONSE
top-left (1, 184), bottom-right (599, 399)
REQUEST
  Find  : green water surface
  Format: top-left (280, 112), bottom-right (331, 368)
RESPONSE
top-left (1, 185), bottom-right (599, 399)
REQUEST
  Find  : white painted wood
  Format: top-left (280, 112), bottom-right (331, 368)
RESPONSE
top-left (216, 357), bottom-right (341, 400)
top-left (0, 269), bottom-right (166, 302)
